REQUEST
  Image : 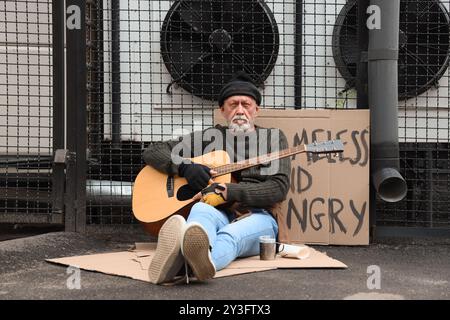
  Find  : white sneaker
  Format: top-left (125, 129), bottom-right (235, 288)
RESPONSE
top-left (148, 215), bottom-right (186, 284)
top-left (181, 222), bottom-right (216, 281)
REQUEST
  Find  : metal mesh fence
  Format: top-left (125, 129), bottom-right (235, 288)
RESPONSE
top-left (0, 0), bottom-right (54, 222)
top-left (85, 0), bottom-right (308, 225)
top-left (376, 0), bottom-right (450, 228)
top-left (82, 0), bottom-right (448, 229)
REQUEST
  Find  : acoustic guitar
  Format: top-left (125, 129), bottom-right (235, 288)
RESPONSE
top-left (132, 140), bottom-right (344, 236)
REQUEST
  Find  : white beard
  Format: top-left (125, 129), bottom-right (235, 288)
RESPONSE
top-left (228, 115), bottom-right (254, 134)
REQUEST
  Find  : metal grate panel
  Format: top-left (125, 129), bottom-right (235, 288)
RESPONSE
top-left (0, 0), bottom-right (54, 221)
top-left (82, 0), bottom-right (449, 230)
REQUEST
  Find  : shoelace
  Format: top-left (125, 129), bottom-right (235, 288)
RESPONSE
top-left (160, 260), bottom-right (193, 286)
top-left (160, 245), bottom-right (214, 286)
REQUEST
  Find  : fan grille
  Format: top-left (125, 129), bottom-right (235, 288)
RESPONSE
top-left (333, 0), bottom-right (450, 100)
top-left (161, 0), bottom-right (280, 101)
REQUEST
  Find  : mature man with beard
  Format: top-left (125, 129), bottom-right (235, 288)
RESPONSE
top-left (143, 72), bottom-right (291, 284)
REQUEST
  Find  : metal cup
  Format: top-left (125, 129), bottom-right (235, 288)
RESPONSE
top-left (259, 235), bottom-right (276, 260)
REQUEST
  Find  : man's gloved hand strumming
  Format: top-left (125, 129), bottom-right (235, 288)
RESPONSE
top-left (200, 183), bottom-right (227, 207)
top-left (178, 162), bottom-right (213, 191)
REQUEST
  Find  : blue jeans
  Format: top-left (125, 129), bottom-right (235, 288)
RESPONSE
top-left (187, 202), bottom-right (278, 271)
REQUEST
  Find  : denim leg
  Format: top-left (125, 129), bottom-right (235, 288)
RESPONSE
top-left (186, 202), bottom-right (230, 246)
top-left (211, 210), bottom-right (278, 271)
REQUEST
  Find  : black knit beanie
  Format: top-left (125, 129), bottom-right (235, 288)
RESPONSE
top-left (217, 71), bottom-right (262, 107)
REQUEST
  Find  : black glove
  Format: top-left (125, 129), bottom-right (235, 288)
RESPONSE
top-left (201, 183), bottom-right (226, 196)
top-left (178, 162), bottom-right (211, 191)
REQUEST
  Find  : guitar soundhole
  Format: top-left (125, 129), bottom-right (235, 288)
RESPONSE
top-left (177, 184), bottom-right (198, 201)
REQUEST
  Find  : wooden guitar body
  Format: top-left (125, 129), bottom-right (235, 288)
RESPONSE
top-left (132, 150), bottom-right (231, 236)
top-left (132, 140), bottom-right (343, 237)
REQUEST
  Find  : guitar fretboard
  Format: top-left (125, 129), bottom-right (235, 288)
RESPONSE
top-left (211, 144), bottom-right (306, 177)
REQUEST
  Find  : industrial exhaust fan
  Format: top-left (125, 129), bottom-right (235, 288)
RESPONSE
top-left (333, 0), bottom-right (450, 100)
top-left (160, 0), bottom-right (280, 101)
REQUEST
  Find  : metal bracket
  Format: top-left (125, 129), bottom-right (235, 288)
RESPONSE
top-left (54, 149), bottom-right (69, 164)
top-left (368, 49), bottom-right (399, 61)
top-left (360, 51), bottom-right (368, 63)
top-left (54, 149), bottom-right (77, 166)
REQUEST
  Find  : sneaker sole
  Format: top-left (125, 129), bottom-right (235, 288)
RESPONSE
top-left (148, 215), bottom-right (185, 284)
top-left (182, 224), bottom-right (215, 281)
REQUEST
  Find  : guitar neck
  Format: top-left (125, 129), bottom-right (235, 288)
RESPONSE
top-left (211, 145), bottom-right (306, 177)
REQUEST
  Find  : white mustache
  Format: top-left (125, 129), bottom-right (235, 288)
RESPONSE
top-left (232, 115), bottom-right (248, 122)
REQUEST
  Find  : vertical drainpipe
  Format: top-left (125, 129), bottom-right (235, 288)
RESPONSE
top-left (356, 0), bottom-right (369, 110)
top-left (111, 0), bottom-right (121, 149)
top-left (368, 0), bottom-right (407, 203)
top-left (294, 0), bottom-right (303, 109)
top-left (356, 0), bottom-right (376, 238)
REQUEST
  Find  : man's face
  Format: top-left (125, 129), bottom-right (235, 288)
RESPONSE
top-left (220, 95), bottom-right (260, 134)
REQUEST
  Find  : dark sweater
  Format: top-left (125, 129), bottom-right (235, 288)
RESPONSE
top-left (143, 124), bottom-right (291, 213)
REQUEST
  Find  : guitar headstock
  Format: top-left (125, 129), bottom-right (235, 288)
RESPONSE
top-left (305, 140), bottom-right (344, 154)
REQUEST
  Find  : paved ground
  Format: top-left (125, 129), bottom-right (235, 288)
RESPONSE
top-left (0, 226), bottom-right (449, 300)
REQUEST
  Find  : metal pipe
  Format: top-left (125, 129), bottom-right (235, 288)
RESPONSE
top-left (356, 0), bottom-right (369, 110)
top-left (356, 0), bottom-right (376, 239)
top-left (86, 180), bottom-right (132, 205)
top-left (294, 0), bottom-right (303, 109)
top-left (368, 0), bottom-right (407, 202)
top-left (111, 0), bottom-right (121, 148)
top-left (51, 0), bottom-right (66, 216)
top-left (3, 180), bottom-right (133, 207)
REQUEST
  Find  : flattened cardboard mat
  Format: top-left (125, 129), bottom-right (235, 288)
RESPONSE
top-left (46, 243), bottom-right (347, 282)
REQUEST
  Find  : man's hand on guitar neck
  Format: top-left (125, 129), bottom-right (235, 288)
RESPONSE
top-left (193, 183), bottom-right (228, 207)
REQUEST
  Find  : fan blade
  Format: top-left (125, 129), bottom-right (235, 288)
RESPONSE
top-left (231, 53), bottom-right (261, 82)
top-left (168, 40), bottom-right (211, 74)
top-left (417, 1), bottom-right (437, 19)
top-left (167, 18), bottom-right (203, 45)
top-left (417, 43), bottom-right (449, 54)
top-left (427, 22), bottom-right (449, 33)
top-left (178, 0), bottom-right (214, 34)
top-left (218, 0), bottom-right (258, 32)
top-left (403, 47), bottom-right (439, 76)
top-left (188, 53), bottom-right (234, 99)
top-left (218, 0), bottom-right (243, 21)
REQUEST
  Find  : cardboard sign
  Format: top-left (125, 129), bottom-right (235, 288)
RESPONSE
top-left (214, 109), bottom-right (369, 245)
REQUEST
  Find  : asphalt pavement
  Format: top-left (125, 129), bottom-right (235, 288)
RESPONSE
top-left (0, 225), bottom-right (449, 300)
